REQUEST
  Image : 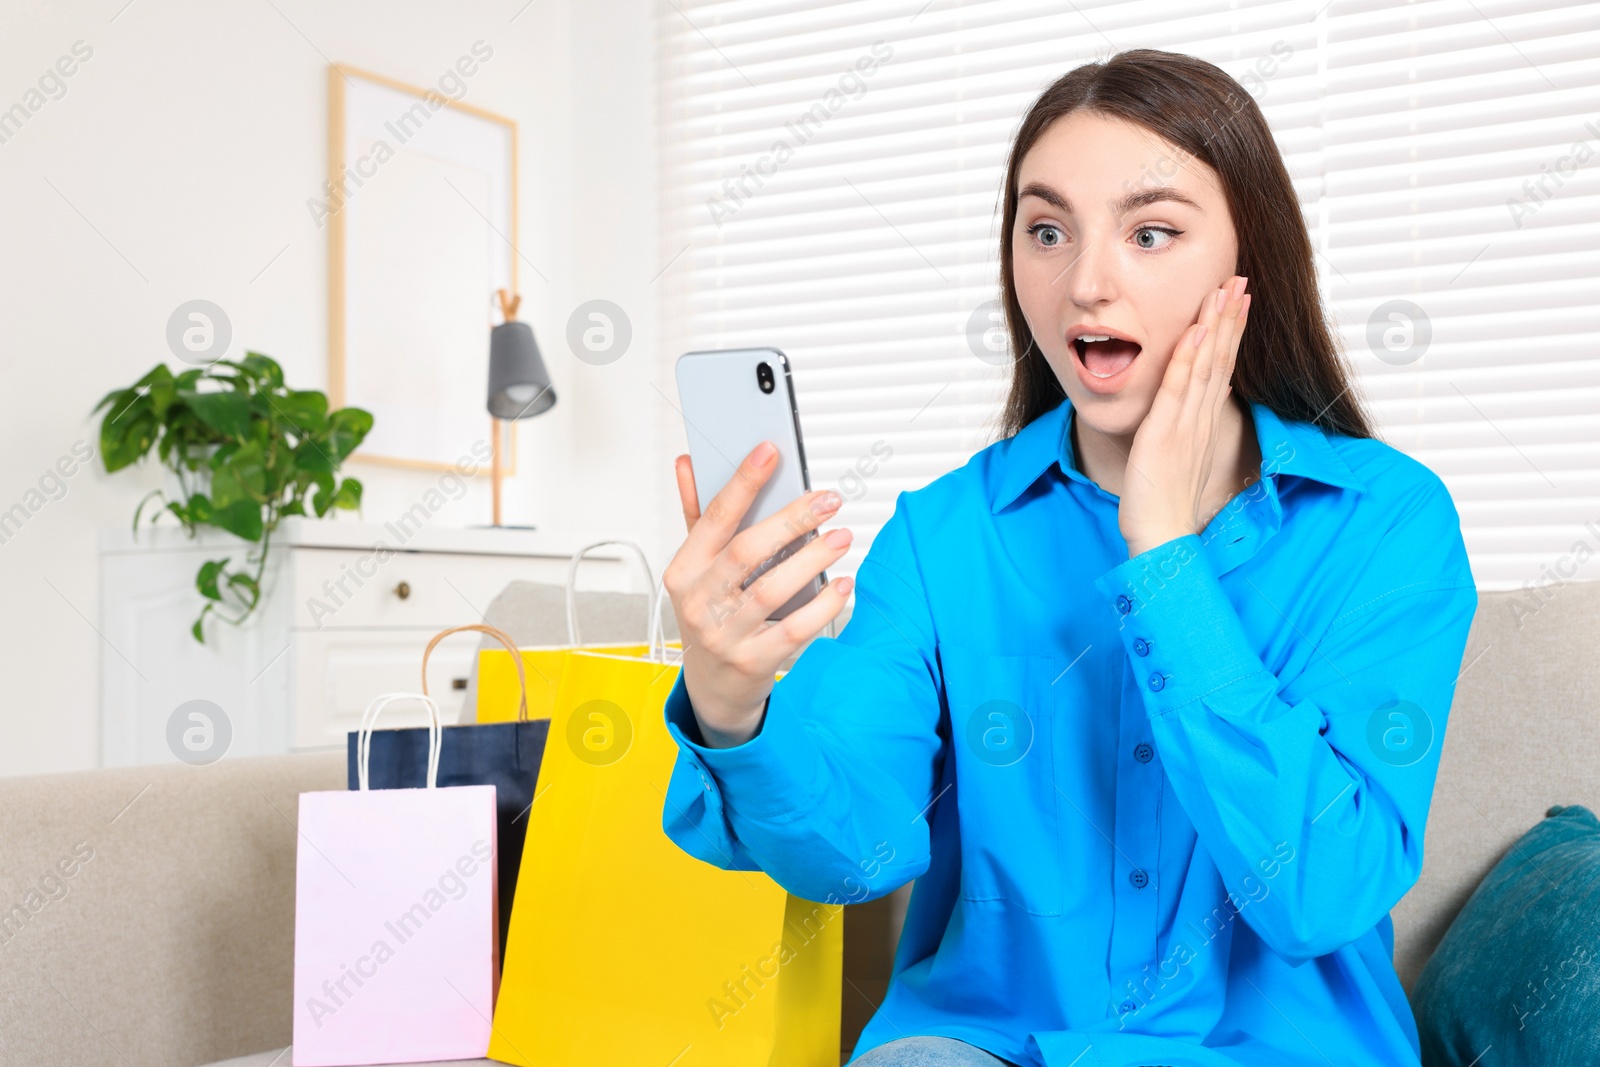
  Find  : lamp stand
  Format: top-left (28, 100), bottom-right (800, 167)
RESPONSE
top-left (491, 416), bottom-right (503, 527)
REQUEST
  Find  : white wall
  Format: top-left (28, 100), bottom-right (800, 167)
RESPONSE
top-left (0, 0), bottom-right (670, 776)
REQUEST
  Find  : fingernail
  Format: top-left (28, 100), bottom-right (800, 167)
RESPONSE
top-left (752, 441), bottom-right (776, 465)
top-left (813, 490), bottom-right (842, 514)
top-left (1214, 289), bottom-right (1226, 312)
top-left (824, 527), bottom-right (852, 548)
top-left (1235, 276), bottom-right (1249, 296)
top-left (1195, 324), bottom-right (1209, 345)
top-left (836, 576), bottom-right (854, 596)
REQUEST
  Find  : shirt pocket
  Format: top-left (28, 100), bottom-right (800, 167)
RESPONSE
top-left (940, 643), bottom-right (1069, 917)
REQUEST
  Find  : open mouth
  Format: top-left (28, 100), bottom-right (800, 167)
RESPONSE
top-left (1073, 335), bottom-right (1143, 379)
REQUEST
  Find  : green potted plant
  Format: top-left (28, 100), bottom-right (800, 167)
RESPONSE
top-left (93, 352), bottom-right (373, 642)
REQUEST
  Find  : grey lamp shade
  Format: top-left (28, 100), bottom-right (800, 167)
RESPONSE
top-left (487, 321), bottom-right (557, 420)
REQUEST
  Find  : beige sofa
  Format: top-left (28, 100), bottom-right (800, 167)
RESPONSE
top-left (2, 580), bottom-right (1594, 1067)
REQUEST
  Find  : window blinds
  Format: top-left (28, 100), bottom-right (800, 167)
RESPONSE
top-left (657, 0), bottom-right (1600, 592)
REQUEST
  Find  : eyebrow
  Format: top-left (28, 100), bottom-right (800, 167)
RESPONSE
top-left (1018, 182), bottom-right (1203, 217)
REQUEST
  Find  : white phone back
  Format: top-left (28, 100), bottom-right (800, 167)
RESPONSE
top-left (675, 347), bottom-right (822, 619)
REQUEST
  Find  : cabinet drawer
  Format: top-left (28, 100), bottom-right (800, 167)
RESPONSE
top-left (291, 629), bottom-right (478, 751)
top-left (289, 548), bottom-right (609, 630)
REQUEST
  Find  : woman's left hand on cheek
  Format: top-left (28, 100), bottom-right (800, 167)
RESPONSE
top-left (1120, 274), bottom-right (1251, 558)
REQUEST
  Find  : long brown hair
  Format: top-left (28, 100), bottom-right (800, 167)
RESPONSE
top-left (996, 48), bottom-right (1373, 442)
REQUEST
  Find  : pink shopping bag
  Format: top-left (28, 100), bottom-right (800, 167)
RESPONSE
top-left (292, 693), bottom-right (499, 1066)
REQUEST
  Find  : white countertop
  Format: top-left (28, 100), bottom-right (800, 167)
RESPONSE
top-left (98, 516), bottom-right (622, 560)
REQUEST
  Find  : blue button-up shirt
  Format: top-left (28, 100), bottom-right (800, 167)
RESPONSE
top-left (661, 393), bottom-right (1478, 1067)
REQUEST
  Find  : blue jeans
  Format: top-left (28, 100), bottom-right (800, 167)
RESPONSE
top-left (853, 1035), bottom-right (1022, 1066)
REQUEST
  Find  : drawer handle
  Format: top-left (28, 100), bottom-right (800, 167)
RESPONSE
top-left (395, 581), bottom-right (412, 600)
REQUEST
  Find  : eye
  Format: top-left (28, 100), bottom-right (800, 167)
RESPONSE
top-left (1025, 222), bottom-right (1064, 248)
top-left (1133, 225), bottom-right (1181, 251)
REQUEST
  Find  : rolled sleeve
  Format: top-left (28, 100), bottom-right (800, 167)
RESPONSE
top-left (663, 674), bottom-right (830, 824)
top-left (659, 695), bottom-right (762, 873)
top-left (1092, 533), bottom-right (1270, 714)
top-left (1092, 480), bottom-right (1477, 963)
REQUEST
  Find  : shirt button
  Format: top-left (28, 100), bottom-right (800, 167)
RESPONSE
top-left (1147, 673), bottom-right (1166, 692)
top-left (1133, 742), bottom-right (1153, 763)
top-left (1115, 594), bottom-right (1132, 616)
top-left (1119, 999), bottom-right (1137, 1014)
top-left (1129, 868), bottom-right (1149, 889)
top-left (1132, 638), bottom-right (1150, 656)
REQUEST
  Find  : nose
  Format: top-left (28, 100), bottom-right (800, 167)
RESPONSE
top-left (1056, 227), bottom-right (1119, 308)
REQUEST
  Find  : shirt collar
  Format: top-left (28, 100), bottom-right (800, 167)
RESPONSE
top-left (987, 392), bottom-right (1367, 515)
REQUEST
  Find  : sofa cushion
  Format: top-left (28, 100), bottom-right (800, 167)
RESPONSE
top-left (1390, 578), bottom-right (1600, 993)
top-left (1411, 803), bottom-right (1600, 1064)
top-left (0, 751), bottom-right (345, 1067)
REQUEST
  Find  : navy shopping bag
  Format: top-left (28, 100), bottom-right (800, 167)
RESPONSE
top-left (347, 623), bottom-right (549, 972)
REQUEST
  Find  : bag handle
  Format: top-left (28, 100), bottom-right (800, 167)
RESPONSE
top-left (421, 623), bottom-right (530, 722)
top-left (357, 693), bottom-right (442, 791)
top-left (647, 571), bottom-right (682, 665)
top-left (566, 540), bottom-right (658, 648)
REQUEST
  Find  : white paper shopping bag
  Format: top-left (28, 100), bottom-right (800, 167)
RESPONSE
top-left (292, 693), bottom-right (499, 1066)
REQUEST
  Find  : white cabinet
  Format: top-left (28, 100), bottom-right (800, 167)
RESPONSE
top-left (98, 520), bottom-right (633, 767)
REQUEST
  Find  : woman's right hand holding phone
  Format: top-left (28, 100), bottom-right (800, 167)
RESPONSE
top-left (663, 440), bottom-right (855, 748)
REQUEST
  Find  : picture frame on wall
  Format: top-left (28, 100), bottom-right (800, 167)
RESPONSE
top-left (325, 63), bottom-right (520, 474)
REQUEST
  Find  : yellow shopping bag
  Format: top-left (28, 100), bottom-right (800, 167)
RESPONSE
top-left (475, 538), bottom-right (681, 724)
top-left (476, 641), bottom-right (657, 724)
top-left (486, 647), bottom-right (843, 1067)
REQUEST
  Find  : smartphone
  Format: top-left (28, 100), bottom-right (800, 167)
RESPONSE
top-left (675, 347), bottom-right (824, 620)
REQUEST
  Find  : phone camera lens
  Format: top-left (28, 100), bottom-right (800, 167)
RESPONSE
top-left (756, 361), bottom-right (775, 394)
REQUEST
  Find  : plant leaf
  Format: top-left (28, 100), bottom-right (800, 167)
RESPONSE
top-left (310, 471), bottom-right (338, 517)
top-left (95, 389), bottom-right (131, 444)
top-left (185, 390), bottom-right (253, 440)
top-left (241, 352), bottom-right (285, 390)
top-left (227, 440), bottom-right (267, 498)
top-left (275, 390), bottom-right (329, 435)
top-left (326, 407), bottom-right (374, 462)
top-left (132, 489), bottom-right (165, 530)
top-left (197, 558), bottom-right (229, 601)
top-left (293, 438), bottom-right (336, 475)
top-left (210, 439), bottom-right (263, 515)
top-left (331, 478), bottom-right (363, 510)
top-left (145, 364), bottom-right (177, 420)
top-left (262, 437), bottom-right (294, 498)
top-left (92, 385), bottom-right (128, 416)
top-left (101, 407), bottom-right (157, 472)
top-left (210, 462), bottom-right (242, 508)
top-left (209, 441), bottom-right (239, 470)
top-left (192, 602), bottom-right (212, 644)
top-left (212, 500), bottom-right (264, 542)
top-left (227, 571), bottom-right (260, 609)
top-left (131, 364), bottom-right (170, 391)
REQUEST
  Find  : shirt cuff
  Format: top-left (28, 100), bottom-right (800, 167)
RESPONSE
top-left (662, 668), bottom-right (831, 824)
top-left (1091, 533), bottom-right (1271, 716)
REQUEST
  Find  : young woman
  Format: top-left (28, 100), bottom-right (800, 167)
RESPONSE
top-left (660, 49), bottom-right (1477, 1067)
